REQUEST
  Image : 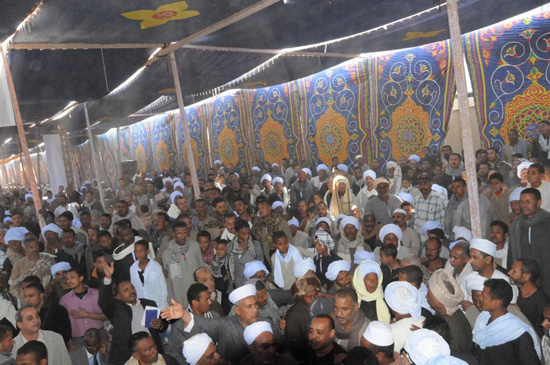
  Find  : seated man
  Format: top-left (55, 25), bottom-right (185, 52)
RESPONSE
top-left (68, 328), bottom-right (109, 365)
top-left (126, 331), bottom-right (177, 365)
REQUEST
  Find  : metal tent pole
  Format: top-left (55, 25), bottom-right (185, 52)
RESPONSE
top-left (84, 103), bottom-right (107, 211)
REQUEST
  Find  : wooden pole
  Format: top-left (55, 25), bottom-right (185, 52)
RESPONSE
top-left (0, 146), bottom-right (8, 187)
top-left (84, 103), bottom-right (107, 211)
top-left (1, 49), bottom-right (44, 229)
top-left (169, 52), bottom-right (201, 200)
top-left (446, 0), bottom-right (481, 238)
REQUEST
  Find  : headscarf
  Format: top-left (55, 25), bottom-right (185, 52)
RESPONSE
top-left (329, 175), bottom-right (354, 217)
top-left (384, 281), bottom-right (422, 320)
top-left (352, 260), bottom-right (390, 323)
top-left (314, 229), bottom-right (334, 250)
top-left (428, 269), bottom-right (464, 315)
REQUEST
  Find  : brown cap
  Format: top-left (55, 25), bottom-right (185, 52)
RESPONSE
top-left (294, 277), bottom-right (321, 296)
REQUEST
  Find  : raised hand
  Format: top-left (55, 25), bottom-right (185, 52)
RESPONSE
top-left (161, 298), bottom-right (190, 323)
top-left (104, 262), bottom-right (115, 280)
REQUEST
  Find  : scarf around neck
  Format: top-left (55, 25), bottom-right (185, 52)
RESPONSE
top-left (445, 162), bottom-right (465, 177)
top-left (229, 237), bottom-right (256, 280)
top-left (167, 240), bottom-right (189, 264)
top-left (273, 244), bottom-right (302, 288)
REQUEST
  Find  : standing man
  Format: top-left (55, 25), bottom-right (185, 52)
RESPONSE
top-left (412, 173), bottom-right (447, 239)
top-left (502, 129), bottom-right (532, 163)
top-left (331, 288), bottom-right (370, 351)
top-left (392, 209), bottom-right (421, 257)
top-left (303, 314), bottom-right (347, 365)
top-left (444, 241), bottom-right (473, 287)
top-left (364, 178), bottom-right (402, 225)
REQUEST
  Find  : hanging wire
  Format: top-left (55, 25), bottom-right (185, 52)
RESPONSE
top-left (100, 49), bottom-right (110, 93)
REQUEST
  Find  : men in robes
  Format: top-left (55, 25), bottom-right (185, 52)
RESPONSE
top-left (240, 321), bottom-right (298, 365)
top-left (331, 288), bottom-right (370, 351)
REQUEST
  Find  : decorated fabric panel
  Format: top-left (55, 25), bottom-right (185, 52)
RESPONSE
top-left (465, 13), bottom-right (550, 150)
top-left (38, 152), bottom-right (49, 186)
top-left (75, 142), bottom-right (94, 183)
top-left (29, 153), bottom-right (50, 187)
top-left (151, 114), bottom-right (178, 173)
top-left (131, 121), bottom-right (152, 173)
top-left (177, 102), bottom-right (212, 177)
top-left (246, 84), bottom-right (303, 166)
top-left (119, 127), bottom-right (133, 162)
top-left (370, 40), bottom-right (455, 163)
top-left (98, 130), bottom-right (119, 189)
top-left (210, 93), bottom-right (251, 169)
top-left (12, 160), bottom-right (22, 186)
top-left (299, 59), bottom-right (371, 167)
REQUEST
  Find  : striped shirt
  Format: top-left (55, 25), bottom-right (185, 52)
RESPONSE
top-left (412, 192), bottom-right (448, 235)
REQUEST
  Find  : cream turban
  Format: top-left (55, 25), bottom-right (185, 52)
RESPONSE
top-left (428, 269), bottom-right (464, 315)
top-left (243, 321), bottom-right (273, 345)
top-left (363, 321), bottom-right (393, 346)
top-left (244, 261), bottom-right (269, 280)
top-left (41, 223), bottom-right (62, 238)
top-left (354, 249), bottom-right (376, 264)
top-left (404, 329), bottom-right (450, 365)
top-left (379, 224), bottom-right (402, 243)
top-left (182, 333), bottom-right (213, 365)
top-left (470, 238), bottom-right (496, 257)
top-left (293, 258), bottom-right (316, 278)
top-left (384, 281), bottom-right (422, 320)
top-left (228, 284), bottom-right (257, 304)
top-left (386, 161), bottom-right (398, 170)
top-left (374, 177), bottom-right (391, 188)
top-left (325, 260), bottom-right (351, 281)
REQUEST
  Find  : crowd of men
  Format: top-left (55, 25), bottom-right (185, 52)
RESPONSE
top-left (0, 124), bottom-right (550, 364)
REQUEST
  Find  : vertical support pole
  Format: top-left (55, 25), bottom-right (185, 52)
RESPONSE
top-left (446, 0), bottom-right (481, 238)
top-left (15, 137), bottom-right (27, 188)
top-left (84, 103), bottom-right (107, 211)
top-left (0, 146), bottom-right (8, 187)
top-left (169, 52), bottom-right (201, 200)
top-left (1, 49), bottom-right (44, 228)
top-left (116, 127), bottom-right (122, 188)
top-left (36, 129), bottom-right (41, 188)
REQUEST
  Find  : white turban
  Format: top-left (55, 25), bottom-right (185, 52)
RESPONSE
top-left (83, 180), bottom-right (91, 185)
top-left (325, 260), bottom-right (351, 281)
top-left (517, 161), bottom-right (533, 178)
top-left (425, 355), bottom-right (468, 365)
top-left (293, 258), bottom-right (316, 278)
top-left (287, 218), bottom-right (299, 227)
top-left (2, 217), bottom-right (11, 224)
top-left (170, 191), bottom-right (183, 203)
top-left (252, 166), bottom-right (261, 172)
top-left (228, 284), bottom-right (257, 304)
top-left (360, 261), bottom-right (380, 278)
top-left (384, 281), bottom-right (422, 320)
top-left (162, 177), bottom-right (173, 186)
top-left (404, 329), bottom-right (450, 365)
top-left (340, 216), bottom-right (359, 231)
top-left (337, 164), bottom-right (348, 173)
top-left (303, 168), bottom-right (312, 176)
top-left (314, 230), bottom-right (334, 250)
top-left (174, 181), bottom-right (185, 190)
top-left (316, 217), bottom-right (331, 228)
top-left (272, 177), bottom-right (283, 185)
top-left (50, 262), bottom-right (71, 276)
top-left (464, 273), bottom-right (486, 294)
top-left (272, 163), bottom-right (279, 168)
top-left (362, 321), bottom-right (393, 346)
top-left (5, 227), bottom-right (27, 243)
top-left (72, 219), bottom-right (82, 229)
top-left (271, 201), bottom-right (285, 211)
top-left (432, 184), bottom-right (448, 198)
top-left (379, 224), bottom-right (402, 243)
top-left (183, 333), bottom-right (213, 365)
top-left (243, 321), bottom-right (273, 345)
top-left (214, 160), bottom-right (222, 165)
top-left (409, 155), bottom-right (421, 163)
top-left (470, 238), bottom-right (496, 257)
top-left (244, 261), bottom-right (269, 280)
top-left (509, 187), bottom-right (525, 203)
top-left (354, 249), bottom-right (376, 264)
top-left (24, 193), bottom-right (33, 201)
top-left (398, 192), bottom-right (414, 204)
top-left (317, 164), bottom-right (329, 173)
top-left (4, 211), bottom-right (10, 216)
top-left (422, 221), bottom-right (443, 237)
top-left (261, 174), bottom-right (272, 183)
top-left (41, 223), bottom-right (62, 239)
top-left (393, 208), bottom-right (407, 216)
top-left (363, 170), bottom-right (376, 180)
top-left (453, 226), bottom-right (472, 242)
top-left (386, 161), bottom-right (398, 170)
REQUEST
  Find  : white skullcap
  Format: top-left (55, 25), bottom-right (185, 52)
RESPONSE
top-left (315, 217), bottom-right (331, 228)
top-left (404, 329), bottom-right (450, 365)
top-left (287, 218), bottom-right (299, 227)
top-left (316, 164), bottom-right (329, 173)
top-left (24, 193), bottom-right (33, 201)
top-left (272, 177), bottom-right (283, 185)
top-left (229, 284), bottom-right (257, 304)
top-left (393, 208), bottom-right (407, 216)
top-left (360, 260), bottom-right (380, 279)
top-left (354, 249), bottom-right (376, 264)
top-left (2, 217), bottom-right (11, 224)
top-left (162, 177), bottom-right (173, 186)
top-left (425, 355), bottom-right (468, 365)
top-left (398, 192), bottom-right (414, 204)
top-left (432, 184), bottom-right (448, 198)
top-left (261, 174), bottom-right (272, 183)
top-left (509, 187), bottom-right (525, 203)
top-left (453, 226), bottom-right (472, 242)
top-left (50, 262), bottom-right (71, 276)
top-left (170, 191), bottom-right (183, 203)
top-left (325, 260), bottom-right (351, 281)
top-left (72, 219), bottom-right (82, 229)
top-left (408, 155), bottom-right (421, 163)
top-left (214, 160), bottom-right (222, 165)
top-left (470, 238), bottom-right (496, 257)
top-left (517, 161), bottom-right (533, 178)
top-left (302, 168), bottom-right (312, 176)
top-left (244, 261), bottom-right (269, 280)
top-left (183, 333), bottom-right (213, 365)
top-left (422, 221), bottom-right (443, 237)
top-left (464, 273), bottom-right (486, 294)
top-left (243, 321), bottom-right (273, 345)
top-left (293, 258), bottom-right (316, 278)
top-left (340, 216), bottom-right (359, 230)
top-left (5, 227), bottom-right (27, 242)
top-left (379, 224), bottom-right (403, 242)
top-left (363, 170), bottom-right (376, 180)
top-left (252, 166), bottom-right (261, 172)
top-left (174, 181), bottom-right (185, 190)
top-left (272, 163), bottom-right (279, 168)
top-left (385, 281), bottom-right (422, 320)
top-left (337, 164), bottom-right (348, 173)
top-left (271, 201), bottom-right (285, 211)
top-left (363, 321), bottom-right (393, 346)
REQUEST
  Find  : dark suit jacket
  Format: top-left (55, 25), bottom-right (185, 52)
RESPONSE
top-left (40, 301), bottom-right (72, 344)
top-left (69, 345), bottom-right (110, 365)
top-left (98, 280), bottom-right (167, 365)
